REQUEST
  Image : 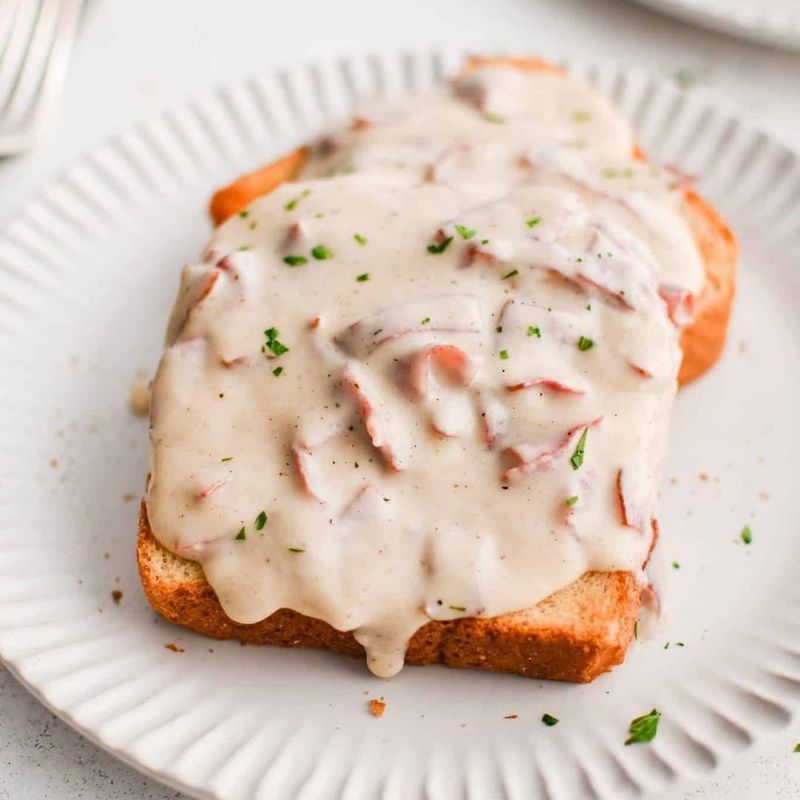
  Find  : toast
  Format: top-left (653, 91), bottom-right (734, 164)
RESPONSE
top-left (139, 57), bottom-right (737, 682)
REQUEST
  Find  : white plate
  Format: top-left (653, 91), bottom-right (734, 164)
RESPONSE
top-left (1, 49), bottom-right (799, 800)
top-left (628, 0), bottom-right (800, 52)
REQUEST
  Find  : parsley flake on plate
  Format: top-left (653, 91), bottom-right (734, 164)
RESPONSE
top-left (625, 709), bottom-right (661, 745)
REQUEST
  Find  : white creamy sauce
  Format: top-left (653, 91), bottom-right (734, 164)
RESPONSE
top-left (146, 67), bottom-right (703, 677)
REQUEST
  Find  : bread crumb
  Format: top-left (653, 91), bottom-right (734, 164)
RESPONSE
top-left (504, 714), bottom-right (518, 720)
top-left (368, 699), bottom-right (386, 718)
top-left (129, 375), bottom-right (151, 416)
top-left (122, 492), bottom-right (136, 502)
top-left (49, 457), bottom-right (59, 469)
top-left (698, 472), bottom-right (709, 481)
top-left (165, 643), bottom-right (185, 653)
top-left (111, 590), bottom-right (123, 605)
top-left (759, 491), bottom-right (770, 500)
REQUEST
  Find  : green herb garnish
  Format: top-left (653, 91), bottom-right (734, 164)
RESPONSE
top-left (483, 112), bottom-right (505, 124)
top-left (235, 528), bottom-right (246, 541)
top-left (356, 273), bottom-right (370, 282)
top-left (238, 210), bottom-right (250, 218)
top-left (221, 456), bottom-right (233, 462)
top-left (672, 561), bottom-right (680, 570)
top-left (288, 547), bottom-right (305, 553)
top-left (427, 236), bottom-right (453, 254)
top-left (499, 349), bottom-right (509, 360)
top-left (285, 189), bottom-right (310, 211)
top-left (354, 233), bottom-right (367, 245)
top-left (527, 326), bottom-right (541, 338)
top-left (449, 604), bottom-right (466, 612)
top-left (741, 525), bottom-right (753, 545)
top-left (421, 317), bottom-right (431, 325)
top-left (526, 216), bottom-right (542, 228)
top-left (602, 168), bottom-right (635, 179)
top-left (566, 496), bottom-right (579, 508)
top-left (455, 224), bottom-right (476, 240)
top-left (542, 713), bottom-right (559, 727)
top-left (573, 110), bottom-right (591, 123)
top-left (634, 620), bottom-right (639, 639)
top-left (570, 427), bottom-right (588, 470)
top-left (625, 709), bottom-right (661, 745)
top-left (577, 336), bottom-right (594, 351)
top-left (273, 366), bottom-right (283, 377)
top-left (502, 269), bottom-right (519, 280)
top-left (311, 244), bottom-right (333, 260)
top-left (255, 511), bottom-right (267, 531)
top-left (238, 245), bottom-right (253, 251)
top-left (263, 327), bottom-right (289, 357)
top-left (794, 744), bottom-right (800, 753)
top-left (283, 254), bottom-right (307, 267)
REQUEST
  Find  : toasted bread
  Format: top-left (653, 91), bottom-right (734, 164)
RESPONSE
top-left (140, 58), bottom-right (737, 682)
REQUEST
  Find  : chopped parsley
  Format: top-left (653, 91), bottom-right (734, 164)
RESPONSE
top-left (499, 349), bottom-right (509, 360)
top-left (495, 325), bottom-right (503, 333)
top-left (427, 236), bottom-right (453, 254)
top-left (502, 269), bottom-right (519, 280)
top-left (541, 713), bottom-right (559, 727)
top-left (449, 604), bottom-right (466, 612)
top-left (263, 327), bottom-right (289, 357)
top-left (273, 366), bottom-right (283, 377)
top-left (354, 233), bottom-right (368, 245)
top-left (672, 561), bottom-right (680, 570)
top-left (527, 326), bottom-right (541, 338)
top-left (356, 273), bottom-right (370, 282)
top-left (741, 525), bottom-right (753, 545)
top-left (794, 744), bottom-right (800, 753)
top-left (602, 167), bottom-right (635, 179)
top-left (255, 511), bottom-right (267, 530)
top-left (285, 189), bottom-right (310, 211)
top-left (481, 238), bottom-right (489, 245)
top-left (238, 210), bottom-right (250, 218)
top-left (573, 110), bottom-right (591, 123)
top-left (283, 254), bottom-right (307, 266)
top-left (566, 495), bottom-right (579, 508)
top-left (526, 216), bottom-right (542, 228)
top-left (221, 456), bottom-right (233, 462)
top-left (577, 336), bottom-right (594, 351)
top-left (570, 427), bottom-right (588, 470)
top-left (237, 245), bottom-right (253, 251)
top-left (235, 528), bottom-right (246, 541)
top-left (288, 547), bottom-right (305, 553)
top-left (673, 68), bottom-right (699, 90)
top-left (625, 709), bottom-right (661, 745)
top-left (421, 316), bottom-right (431, 325)
top-left (455, 224), bottom-right (476, 240)
top-left (311, 244), bottom-right (333, 260)
top-left (634, 620), bottom-right (639, 639)
top-left (249, 220), bottom-right (258, 230)
top-left (482, 112), bottom-right (506, 124)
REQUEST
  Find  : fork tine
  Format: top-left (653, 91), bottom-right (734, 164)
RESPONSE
top-left (0, 0), bottom-right (82, 153)
top-left (3, 0), bottom-right (62, 128)
top-left (0, 0), bottom-right (40, 108)
top-left (26, 0), bottom-right (82, 135)
top-left (0, 0), bottom-right (24, 57)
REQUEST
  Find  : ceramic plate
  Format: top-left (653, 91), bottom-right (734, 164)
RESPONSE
top-left (629, 0), bottom-right (800, 51)
top-left (0, 50), bottom-right (798, 800)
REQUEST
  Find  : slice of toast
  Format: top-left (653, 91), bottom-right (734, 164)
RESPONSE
top-left (139, 59), bottom-right (737, 682)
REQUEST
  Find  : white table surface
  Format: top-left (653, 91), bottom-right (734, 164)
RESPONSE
top-left (1, 0), bottom-right (798, 797)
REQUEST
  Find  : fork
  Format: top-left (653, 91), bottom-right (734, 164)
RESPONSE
top-left (0, 0), bottom-right (84, 156)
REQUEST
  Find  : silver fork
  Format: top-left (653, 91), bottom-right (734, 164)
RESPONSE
top-left (0, 0), bottom-right (84, 156)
